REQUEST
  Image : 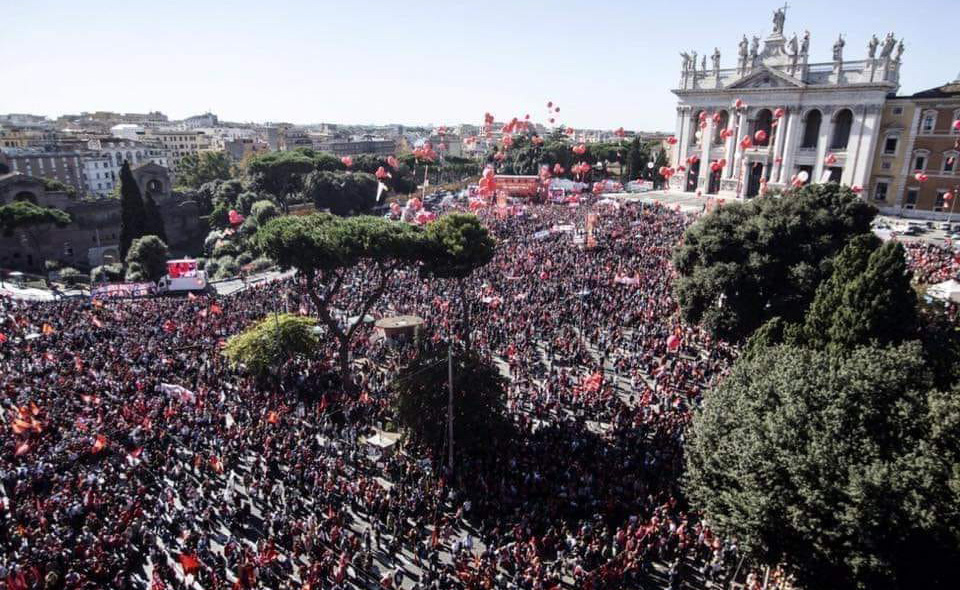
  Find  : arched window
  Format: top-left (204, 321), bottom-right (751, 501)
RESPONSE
top-left (690, 110), bottom-right (704, 145)
top-left (712, 110), bottom-right (729, 145)
top-left (913, 149), bottom-right (930, 172)
top-left (953, 109), bottom-right (960, 135)
top-left (831, 109), bottom-right (854, 150)
top-left (753, 109), bottom-right (773, 146)
top-left (115, 153), bottom-right (123, 166)
top-left (801, 109), bottom-right (822, 149)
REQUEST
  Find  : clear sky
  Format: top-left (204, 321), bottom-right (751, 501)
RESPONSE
top-left (2, 0), bottom-right (955, 131)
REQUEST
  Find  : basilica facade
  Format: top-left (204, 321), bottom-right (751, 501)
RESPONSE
top-left (670, 8), bottom-right (903, 199)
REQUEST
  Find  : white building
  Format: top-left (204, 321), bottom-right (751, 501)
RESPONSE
top-left (81, 153), bottom-right (116, 196)
top-left (83, 138), bottom-right (169, 195)
top-left (670, 8), bottom-right (903, 198)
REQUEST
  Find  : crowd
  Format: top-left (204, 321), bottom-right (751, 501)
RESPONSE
top-left (1, 199), bottom-right (762, 590)
top-left (904, 241), bottom-right (960, 285)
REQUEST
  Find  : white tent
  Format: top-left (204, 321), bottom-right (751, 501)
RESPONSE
top-left (927, 279), bottom-right (960, 303)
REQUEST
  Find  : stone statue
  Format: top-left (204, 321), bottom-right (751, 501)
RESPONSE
top-left (711, 47), bottom-right (721, 71)
top-left (750, 36), bottom-right (760, 58)
top-left (833, 34), bottom-right (845, 62)
top-left (701, 56), bottom-right (707, 73)
top-left (880, 33), bottom-right (896, 58)
top-left (788, 33), bottom-right (798, 55)
top-left (801, 30), bottom-right (810, 55)
top-left (680, 51), bottom-right (691, 71)
top-left (691, 51), bottom-right (698, 72)
top-left (867, 34), bottom-right (879, 59)
top-left (895, 39), bottom-right (905, 61)
top-left (739, 36), bottom-right (749, 59)
top-left (773, 6), bottom-right (786, 34)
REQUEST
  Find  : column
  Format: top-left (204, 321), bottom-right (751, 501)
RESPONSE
top-left (728, 110), bottom-right (747, 180)
top-left (673, 107), bottom-right (688, 172)
top-left (698, 115), bottom-right (714, 189)
top-left (813, 107), bottom-right (834, 182)
top-left (778, 110), bottom-right (800, 184)
top-left (850, 106), bottom-right (881, 190)
top-left (769, 109), bottom-right (788, 181)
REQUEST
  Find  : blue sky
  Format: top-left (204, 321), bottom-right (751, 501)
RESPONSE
top-left (2, 0), bottom-right (954, 131)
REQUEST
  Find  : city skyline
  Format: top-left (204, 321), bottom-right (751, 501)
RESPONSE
top-left (3, 0), bottom-right (956, 131)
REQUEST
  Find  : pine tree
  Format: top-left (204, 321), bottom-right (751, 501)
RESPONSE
top-left (143, 192), bottom-right (167, 244)
top-left (118, 162), bottom-right (146, 258)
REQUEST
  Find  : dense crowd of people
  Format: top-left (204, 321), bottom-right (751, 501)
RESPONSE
top-left (3, 199), bottom-right (784, 590)
top-left (904, 241), bottom-right (960, 285)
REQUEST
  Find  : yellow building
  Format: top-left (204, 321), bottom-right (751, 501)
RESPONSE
top-left (867, 98), bottom-right (915, 209)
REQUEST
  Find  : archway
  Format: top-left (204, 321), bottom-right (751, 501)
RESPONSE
top-left (801, 110), bottom-right (822, 149)
top-left (14, 191), bottom-right (38, 204)
top-left (746, 162), bottom-right (764, 197)
top-left (686, 161), bottom-right (701, 192)
top-left (146, 179), bottom-right (163, 194)
top-left (707, 168), bottom-right (722, 194)
top-left (830, 109), bottom-right (853, 150)
top-left (712, 110), bottom-right (730, 145)
top-left (753, 109), bottom-right (773, 146)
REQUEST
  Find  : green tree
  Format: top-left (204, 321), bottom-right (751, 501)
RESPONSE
top-left (685, 343), bottom-right (960, 590)
top-left (245, 151), bottom-right (315, 212)
top-left (125, 235), bottom-right (169, 282)
top-left (801, 238), bottom-right (917, 349)
top-left (673, 183), bottom-right (876, 341)
top-left (176, 151), bottom-right (234, 189)
top-left (222, 313), bottom-right (319, 381)
top-left (118, 161), bottom-right (147, 258)
top-left (0, 200), bottom-right (71, 270)
top-left (255, 213), bottom-right (425, 382)
top-left (420, 213), bottom-right (496, 349)
top-left (250, 200), bottom-right (279, 226)
top-left (392, 350), bottom-right (511, 463)
top-left (303, 170), bottom-right (378, 216)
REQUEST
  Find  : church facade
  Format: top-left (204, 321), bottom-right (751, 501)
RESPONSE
top-left (670, 8), bottom-right (903, 199)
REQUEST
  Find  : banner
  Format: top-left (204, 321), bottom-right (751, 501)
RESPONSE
top-left (91, 282), bottom-right (156, 300)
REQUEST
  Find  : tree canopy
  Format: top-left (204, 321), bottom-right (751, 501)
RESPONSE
top-left (673, 183), bottom-right (876, 341)
top-left (0, 200), bottom-right (71, 237)
top-left (685, 343), bottom-right (960, 590)
top-left (245, 151), bottom-right (316, 211)
top-left (124, 235), bottom-right (169, 282)
top-left (222, 313), bottom-right (320, 379)
top-left (255, 213), bottom-right (426, 382)
top-left (302, 170), bottom-right (378, 216)
top-left (175, 151), bottom-right (234, 189)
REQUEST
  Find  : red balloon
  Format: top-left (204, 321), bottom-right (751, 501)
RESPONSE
top-left (945, 191), bottom-right (954, 201)
top-left (824, 153), bottom-right (837, 165)
top-left (340, 156), bottom-right (353, 167)
top-left (774, 107), bottom-right (785, 119)
top-left (555, 107), bottom-right (560, 113)
top-left (547, 101), bottom-right (553, 108)
top-left (754, 130), bottom-right (767, 144)
top-left (954, 120), bottom-right (960, 131)
top-left (851, 185), bottom-right (863, 194)
top-left (915, 172), bottom-right (928, 182)
top-left (740, 135), bottom-right (753, 149)
top-left (572, 144), bottom-right (587, 155)
top-left (549, 118), bottom-right (555, 124)
top-left (666, 136), bottom-right (678, 145)
top-left (375, 166), bottom-right (389, 179)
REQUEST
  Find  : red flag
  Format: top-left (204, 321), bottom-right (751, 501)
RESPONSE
top-left (15, 442), bottom-right (29, 456)
top-left (178, 553), bottom-right (201, 574)
top-left (128, 447), bottom-right (143, 460)
top-left (187, 292), bottom-right (197, 301)
top-left (92, 298), bottom-right (104, 308)
top-left (92, 434), bottom-right (107, 454)
top-left (0, 333), bottom-right (7, 344)
top-left (266, 411), bottom-right (279, 424)
top-left (42, 324), bottom-right (55, 336)
top-left (91, 316), bottom-right (103, 328)
top-left (162, 320), bottom-right (176, 333)
top-left (210, 303), bottom-right (222, 315)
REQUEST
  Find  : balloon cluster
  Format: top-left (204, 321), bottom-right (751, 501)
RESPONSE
top-left (824, 153), bottom-right (838, 165)
top-left (340, 156), bottom-right (353, 168)
top-left (228, 209), bottom-right (245, 227)
top-left (412, 143), bottom-right (437, 162)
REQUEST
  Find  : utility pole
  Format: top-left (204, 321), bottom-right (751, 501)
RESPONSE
top-left (447, 344), bottom-right (454, 472)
